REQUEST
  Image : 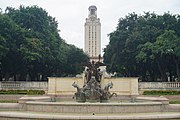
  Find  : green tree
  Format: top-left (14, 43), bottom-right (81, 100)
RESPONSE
top-left (0, 6), bottom-right (89, 81)
top-left (0, 13), bottom-right (27, 80)
top-left (154, 30), bottom-right (180, 80)
top-left (104, 12), bottom-right (180, 81)
top-left (66, 44), bottom-right (89, 76)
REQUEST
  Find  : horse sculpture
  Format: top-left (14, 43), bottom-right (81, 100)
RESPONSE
top-left (72, 82), bottom-right (86, 102)
top-left (100, 82), bottom-right (117, 102)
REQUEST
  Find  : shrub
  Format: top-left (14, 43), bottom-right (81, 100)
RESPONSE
top-left (143, 90), bottom-right (180, 95)
top-left (169, 100), bottom-right (180, 104)
top-left (0, 90), bottom-right (45, 95)
top-left (27, 90), bottom-right (45, 95)
top-left (0, 100), bottom-right (18, 103)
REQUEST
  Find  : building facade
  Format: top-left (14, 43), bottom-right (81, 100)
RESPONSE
top-left (84, 5), bottom-right (101, 62)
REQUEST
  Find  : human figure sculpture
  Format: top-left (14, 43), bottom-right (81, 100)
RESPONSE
top-left (85, 60), bottom-right (105, 83)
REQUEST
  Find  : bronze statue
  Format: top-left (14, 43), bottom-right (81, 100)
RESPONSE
top-left (72, 60), bottom-right (116, 102)
top-left (84, 60), bottom-right (105, 83)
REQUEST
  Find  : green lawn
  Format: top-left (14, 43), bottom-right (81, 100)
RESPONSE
top-left (0, 100), bottom-right (18, 103)
top-left (169, 100), bottom-right (180, 104)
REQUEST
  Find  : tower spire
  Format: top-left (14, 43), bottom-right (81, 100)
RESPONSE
top-left (88, 5), bottom-right (97, 17)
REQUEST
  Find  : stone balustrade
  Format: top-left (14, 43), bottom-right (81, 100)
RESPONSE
top-left (139, 82), bottom-right (180, 90)
top-left (0, 81), bottom-right (179, 91)
top-left (0, 81), bottom-right (48, 90)
top-left (166, 82), bottom-right (180, 88)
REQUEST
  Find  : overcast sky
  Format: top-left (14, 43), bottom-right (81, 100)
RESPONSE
top-left (1, 0), bottom-right (180, 54)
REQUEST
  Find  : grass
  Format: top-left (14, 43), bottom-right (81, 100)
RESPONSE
top-left (142, 90), bottom-right (180, 104)
top-left (169, 100), bottom-right (180, 104)
top-left (143, 90), bottom-right (180, 95)
top-left (0, 90), bottom-right (45, 95)
top-left (0, 100), bottom-right (18, 103)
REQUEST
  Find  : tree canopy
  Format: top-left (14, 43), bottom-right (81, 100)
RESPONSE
top-left (0, 5), bottom-right (89, 81)
top-left (103, 12), bottom-right (180, 82)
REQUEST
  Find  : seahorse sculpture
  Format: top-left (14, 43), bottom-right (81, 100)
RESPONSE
top-left (100, 82), bottom-right (117, 102)
top-left (72, 82), bottom-right (86, 102)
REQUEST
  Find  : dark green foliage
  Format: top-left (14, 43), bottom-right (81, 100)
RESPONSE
top-left (0, 90), bottom-right (45, 95)
top-left (0, 100), bottom-right (18, 103)
top-left (27, 90), bottom-right (45, 95)
top-left (169, 100), bottom-right (180, 104)
top-left (0, 5), bottom-right (89, 81)
top-left (104, 12), bottom-right (180, 81)
top-left (143, 90), bottom-right (180, 95)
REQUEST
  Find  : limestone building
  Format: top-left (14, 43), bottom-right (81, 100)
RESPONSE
top-left (84, 5), bottom-right (101, 61)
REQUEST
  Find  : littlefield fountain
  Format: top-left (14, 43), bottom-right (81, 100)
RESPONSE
top-left (0, 61), bottom-right (179, 119)
top-left (72, 60), bottom-right (117, 103)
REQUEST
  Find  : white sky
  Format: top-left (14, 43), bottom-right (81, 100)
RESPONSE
top-left (0, 0), bottom-right (180, 54)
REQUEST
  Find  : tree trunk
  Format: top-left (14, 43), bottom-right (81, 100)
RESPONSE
top-left (5, 72), bottom-right (9, 81)
top-left (174, 57), bottom-right (180, 81)
top-left (14, 75), bottom-right (16, 81)
top-left (19, 73), bottom-right (27, 81)
top-left (157, 60), bottom-right (167, 82)
top-left (0, 70), bottom-right (2, 81)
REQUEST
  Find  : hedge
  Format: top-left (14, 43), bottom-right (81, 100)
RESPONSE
top-left (0, 90), bottom-right (45, 95)
top-left (169, 100), bottom-right (180, 104)
top-left (143, 90), bottom-right (180, 95)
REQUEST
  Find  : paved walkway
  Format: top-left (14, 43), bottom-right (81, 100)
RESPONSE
top-left (0, 111), bottom-right (180, 120)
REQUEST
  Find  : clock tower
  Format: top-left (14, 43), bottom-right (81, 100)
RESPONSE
top-left (84, 5), bottom-right (101, 62)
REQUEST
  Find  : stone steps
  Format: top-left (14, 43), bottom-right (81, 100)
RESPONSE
top-left (0, 96), bottom-right (179, 119)
top-left (0, 111), bottom-right (180, 120)
top-left (0, 103), bottom-right (19, 111)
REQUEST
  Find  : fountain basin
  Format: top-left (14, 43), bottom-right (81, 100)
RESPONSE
top-left (0, 96), bottom-right (179, 120)
top-left (22, 101), bottom-right (167, 114)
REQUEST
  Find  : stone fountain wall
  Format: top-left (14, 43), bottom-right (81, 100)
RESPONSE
top-left (47, 77), bottom-right (139, 96)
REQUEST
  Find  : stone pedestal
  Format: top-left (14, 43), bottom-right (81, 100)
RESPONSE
top-left (48, 77), bottom-right (139, 96)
